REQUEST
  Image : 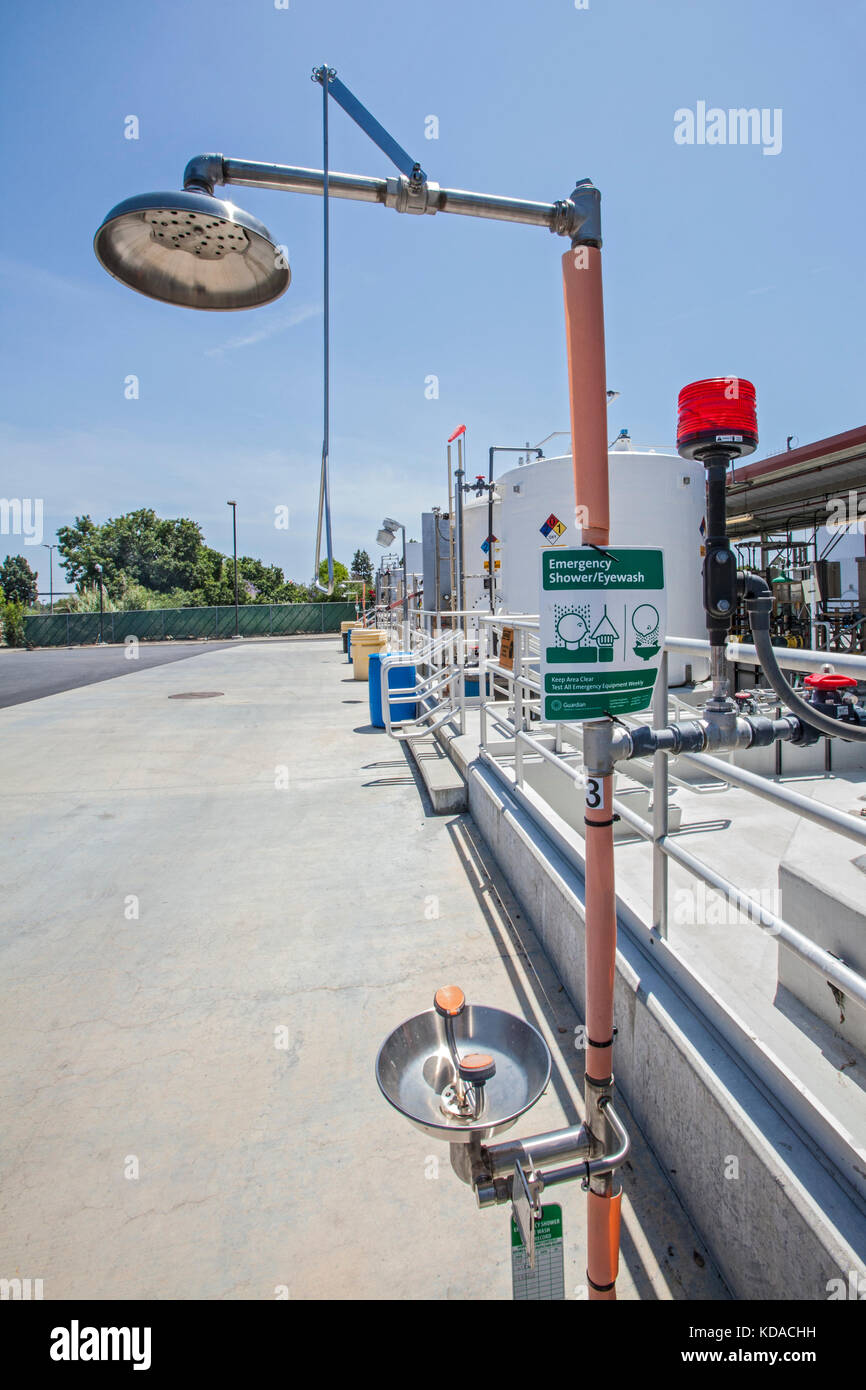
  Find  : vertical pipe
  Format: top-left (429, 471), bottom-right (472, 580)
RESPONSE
top-left (562, 227), bottom-right (621, 1300)
top-left (231, 503), bottom-right (239, 637)
top-left (587, 1190), bottom-right (622, 1301)
top-left (447, 444), bottom-right (456, 612)
top-left (455, 439), bottom-right (465, 623)
top-left (652, 651), bottom-right (669, 939)
top-left (561, 246), bottom-right (609, 545)
top-left (433, 510), bottom-right (441, 619)
top-left (487, 445), bottom-right (495, 613)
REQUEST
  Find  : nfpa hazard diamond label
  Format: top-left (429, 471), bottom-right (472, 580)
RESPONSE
top-left (540, 513), bottom-right (567, 542)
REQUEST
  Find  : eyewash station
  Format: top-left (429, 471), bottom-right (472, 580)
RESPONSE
top-left (93, 64), bottom-right (866, 1300)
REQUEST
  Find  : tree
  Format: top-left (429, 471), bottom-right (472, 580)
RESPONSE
top-left (0, 555), bottom-right (38, 605)
top-left (238, 557), bottom-right (287, 602)
top-left (58, 510), bottom-right (206, 597)
top-left (350, 548), bottom-right (373, 583)
top-left (316, 559), bottom-right (352, 600)
top-left (57, 516), bottom-right (107, 588)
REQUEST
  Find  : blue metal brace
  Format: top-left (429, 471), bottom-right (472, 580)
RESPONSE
top-left (312, 66), bottom-right (426, 182)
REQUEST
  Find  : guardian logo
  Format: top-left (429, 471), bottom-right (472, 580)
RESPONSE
top-left (49, 1320), bottom-right (152, 1371)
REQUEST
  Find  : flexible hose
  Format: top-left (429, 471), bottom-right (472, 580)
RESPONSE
top-left (745, 577), bottom-right (866, 743)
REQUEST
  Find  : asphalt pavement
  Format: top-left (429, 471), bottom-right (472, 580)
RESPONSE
top-left (0, 641), bottom-right (240, 708)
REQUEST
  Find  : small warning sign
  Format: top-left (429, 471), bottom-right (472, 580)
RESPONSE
top-left (540, 513), bottom-right (567, 543)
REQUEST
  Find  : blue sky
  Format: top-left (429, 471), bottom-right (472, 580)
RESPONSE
top-left (1, 0), bottom-right (864, 593)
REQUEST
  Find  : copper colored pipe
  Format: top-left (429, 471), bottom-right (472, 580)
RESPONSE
top-left (561, 246), bottom-right (610, 546)
top-left (587, 1188), bottom-right (622, 1301)
top-left (562, 231), bottom-right (621, 1300)
top-left (583, 780), bottom-right (616, 1082)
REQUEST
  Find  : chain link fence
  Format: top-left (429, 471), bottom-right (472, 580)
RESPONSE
top-left (23, 602), bottom-right (359, 647)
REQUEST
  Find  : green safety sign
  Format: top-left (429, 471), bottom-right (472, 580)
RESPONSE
top-left (539, 547), bottom-right (666, 721)
top-left (511, 1204), bottom-right (564, 1300)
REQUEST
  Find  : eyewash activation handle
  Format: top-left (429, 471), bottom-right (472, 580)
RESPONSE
top-left (744, 576), bottom-right (866, 743)
top-left (433, 987), bottom-right (497, 1120)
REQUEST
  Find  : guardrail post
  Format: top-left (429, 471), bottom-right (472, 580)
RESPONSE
top-left (652, 650), bottom-right (669, 939)
top-left (514, 627), bottom-right (524, 732)
top-left (479, 622), bottom-right (488, 748)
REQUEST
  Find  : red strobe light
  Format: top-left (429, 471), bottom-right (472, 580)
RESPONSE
top-left (676, 377), bottom-right (758, 460)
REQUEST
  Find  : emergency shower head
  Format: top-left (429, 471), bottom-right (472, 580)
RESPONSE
top-left (93, 189), bottom-right (290, 310)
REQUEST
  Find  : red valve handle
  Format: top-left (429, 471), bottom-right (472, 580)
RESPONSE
top-left (804, 673), bottom-right (858, 691)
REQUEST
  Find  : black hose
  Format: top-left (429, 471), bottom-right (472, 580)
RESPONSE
top-left (744, 577), bottom-right (866, 744)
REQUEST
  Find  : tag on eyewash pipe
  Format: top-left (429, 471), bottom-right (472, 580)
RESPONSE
top-left (511, 1203), bottom-right (564, 1300)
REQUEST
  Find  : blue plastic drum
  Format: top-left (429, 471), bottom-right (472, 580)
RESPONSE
top-left (368, 652), bottom-right (417, 729)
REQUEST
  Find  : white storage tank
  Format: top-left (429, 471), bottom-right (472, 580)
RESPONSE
top-left (497, 440), bottom-right (709, 684)
top-left (461, 493), bottom-right (503, 612)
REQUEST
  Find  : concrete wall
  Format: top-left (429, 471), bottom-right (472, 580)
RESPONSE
top-left (467, 759), bottom-right (866, 1300)
top-left (779, 819), bottom-right (866, 1055)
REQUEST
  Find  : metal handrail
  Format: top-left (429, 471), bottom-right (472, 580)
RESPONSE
top-left (665, 634), bottom-right (866, 680)
top-left (380, 633), bottom-right (467, 740)
top-left (473, 613), bottom-right (866, 1015)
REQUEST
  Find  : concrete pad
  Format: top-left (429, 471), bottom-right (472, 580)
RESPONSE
top-left (0, 637), bottom-right (724, 1300)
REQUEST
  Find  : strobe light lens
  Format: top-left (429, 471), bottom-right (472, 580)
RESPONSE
top-left (676, 378), bottom-right (758, 460)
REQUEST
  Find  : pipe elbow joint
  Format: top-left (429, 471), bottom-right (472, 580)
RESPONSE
top-left (562, 179), bottom-right (602, 246)
top-left (741, 571), bottom-right (772, 632)
top-left (183, 153), bottom-right (227, 194)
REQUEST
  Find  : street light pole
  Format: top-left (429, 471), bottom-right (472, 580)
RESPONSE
top-left (227, 500), bottom-right (240, 638)
top-left (378, 518), bottom-right (409, 632)
top-left (95, 564), bottom-right (105, 645)
top-left (42, 542), bottom-right (57, 613)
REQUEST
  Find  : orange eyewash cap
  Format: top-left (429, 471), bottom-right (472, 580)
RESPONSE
top-left (434, 985), bottom-right (465, 1017)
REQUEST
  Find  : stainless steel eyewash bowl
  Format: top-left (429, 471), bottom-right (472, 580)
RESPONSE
top-left (376, 1001), bottom-right (552, 1145)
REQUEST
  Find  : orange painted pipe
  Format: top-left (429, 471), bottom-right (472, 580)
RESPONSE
top-left (587, 1188), bottom-right (622, 1301)
top-left (583, 773), bottom-right (617, 1082)
top-left (561, 245), bottom-right (610, 546)
top-left (562, 225), bottom-right (621, 1299)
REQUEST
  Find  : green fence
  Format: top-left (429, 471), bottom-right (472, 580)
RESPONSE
top-left (24, 602), bottom-right (359, 648)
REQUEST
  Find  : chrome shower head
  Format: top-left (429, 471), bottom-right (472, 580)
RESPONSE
top-left (93, 188), bottom-right (290, 310)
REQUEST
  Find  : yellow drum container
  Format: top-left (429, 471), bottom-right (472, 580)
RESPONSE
top-left (340, 619), bottom-right (360, 654)
top-left (352, 629), bottom-right (388, 680)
